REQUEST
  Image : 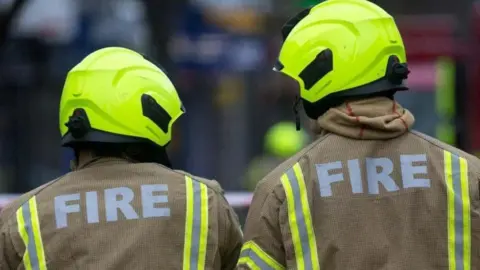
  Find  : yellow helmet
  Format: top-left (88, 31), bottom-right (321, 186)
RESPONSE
top-left (264, 121), bottom-right (309, 158)
top-left (59, 47), bottom-right (185, 148)
top-left (274, 0), bottom-right (409, 105)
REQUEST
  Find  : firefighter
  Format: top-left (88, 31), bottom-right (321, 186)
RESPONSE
top-left (244, 121), bottom-right (309, 191)
top-left (237, 1), bottom-right (480, 269)
top-left (0, 47), bottom-right (242, 269)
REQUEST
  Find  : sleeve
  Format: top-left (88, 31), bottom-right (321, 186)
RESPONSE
top-left (237, 182), bottom-right (286, 270)
top-left (0, 211), bottom-right (19, 270)
top-left (218, 195), bottom-right (243, 270)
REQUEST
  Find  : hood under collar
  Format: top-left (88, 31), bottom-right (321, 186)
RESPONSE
top-left (313, 97), bottom-right (415, 140)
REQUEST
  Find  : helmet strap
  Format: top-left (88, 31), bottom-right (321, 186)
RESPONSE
top-left (293, 95), bottom-right (302, 131)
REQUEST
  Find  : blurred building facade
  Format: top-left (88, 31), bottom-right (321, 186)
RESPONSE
top-left (0, 0), bottom-right (478, 193)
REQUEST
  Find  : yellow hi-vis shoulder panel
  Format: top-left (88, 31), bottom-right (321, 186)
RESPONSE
top-left (444, 151), bottom-right (471, 270)
top-left (280, 163), bottom-right (319, 270)
top-left (16, 196), bottom-right (47, 270)
top-left (237, 240), bottom-right (285, 270)
top-left (183, 175), bottom-right (209, 270)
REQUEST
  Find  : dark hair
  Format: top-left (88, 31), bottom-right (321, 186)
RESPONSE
top-left (72, 142), bottom-right (172, 168)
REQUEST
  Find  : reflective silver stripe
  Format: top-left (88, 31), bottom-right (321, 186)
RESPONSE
top-left (239, 248), bottom-right (276, 270)
top-left (21, 200), bottom-right (40, 270)
top-left (184, 176), bottom-right (208, 270)
top-left (286, 167), bottom-right (313, 270)
top-left (451, 153), bottom-right (470, 270)
top-left (452, 154), bottom-right (464, 269)
top-left (445, 150), bottom-right (471, 270)
top-left (240, 248), bottom-right (283, 270)
top-left (237, 241), bottom-right (285, 270)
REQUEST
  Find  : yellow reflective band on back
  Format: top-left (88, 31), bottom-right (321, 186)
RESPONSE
top-left (183, 176), bottom-right (193, 269)
top-left (30, 198), bottom-right (47, 270)
top-left (16, 206), bottom-right (32, 270)
top-left (445, 152), bottom-right (455, 270)
top-left (444, 150), bottom-right (471, 270)
top-left (183, 175), bottom-right (209, 270)
top-left (198, 183), bottom-right (209, 269)
top-left (281, 173), bottom-right (303, 269)
top-left (16, 196), bottom-right (47, 270)
top-left (460, 157), bottom-right (471, 270)
top-left (237, 241), bottom-right (285, 270)
top-left (281, 162), bottom-right (319, 270)
top-left (293, 164), bottom-right (320, 268)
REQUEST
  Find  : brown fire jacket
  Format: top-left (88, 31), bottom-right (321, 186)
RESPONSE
top-left (0, 158), bottom-right (243, 270)
top-left (237, 97), bottom-right (480, 270)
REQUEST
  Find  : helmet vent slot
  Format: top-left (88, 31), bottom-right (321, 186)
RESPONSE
top-left (141, 94), bottom-right (172, 133)
top-left (299, 49), bottom-right (333, 90)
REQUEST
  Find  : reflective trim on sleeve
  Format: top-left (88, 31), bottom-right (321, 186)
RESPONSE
top-left (16, 196), bottom-right (47, 270)
top-left (281, 162), bottom-right (319, 270)
top-left (444, 151), bottom-right (471, 270)
top-left (237, 240), bottom-right (285, 270)
top-left (183, 175), bottom-right (209, 270)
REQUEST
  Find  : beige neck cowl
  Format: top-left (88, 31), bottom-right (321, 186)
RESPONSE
top-left (314, 97), bottom-right (415, 140)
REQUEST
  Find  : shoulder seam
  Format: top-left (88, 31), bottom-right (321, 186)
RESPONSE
top-left (410, 130), bottom-right (480, 177)
top-left (152, 165), bottom-right (224, 196)
top-left (258, 134), bottom-right (332, 192)
top-left (182, 172), bottom-right (223, 195)
top-left (3, 175), bottom-right (66, 223)
top-left (410, 130), bottom-right (445, 150)
top-left (289, 133), bottom-right (333, 168)
top-left (410, 130), bottom-right (466, 156)
top-left (154, 164), bottom-right (188, 179)
top-left (154, 164), bottom-right (213, 184)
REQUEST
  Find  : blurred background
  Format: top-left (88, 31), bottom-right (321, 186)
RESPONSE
top-left (0, 0), bottom-right (480, 220)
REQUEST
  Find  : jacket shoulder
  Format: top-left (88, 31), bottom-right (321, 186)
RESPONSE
top-left (410, 130), bottom-right (480, 168)
top-left (257, 134), bottom-right (333, 192)
top-left (174, 170), bottom-right (224, 195)
top-left (1, 177), bottom-right (63, 222)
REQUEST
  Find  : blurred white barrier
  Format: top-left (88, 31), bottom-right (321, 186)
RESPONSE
top-left (0, 194), bottom-right (20, 209)
top-left (222, 192), bottom-right (253, 208)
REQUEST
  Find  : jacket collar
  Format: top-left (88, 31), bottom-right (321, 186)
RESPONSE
top-left (71, 157), bottom-right (132, 171)
top-left (313, 97), bottom-right (415, 140)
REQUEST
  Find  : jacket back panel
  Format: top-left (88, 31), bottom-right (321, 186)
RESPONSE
top-left (3, 162), bottom-right (223, 269)
top-left (287, 132), bottom-right (480, 269)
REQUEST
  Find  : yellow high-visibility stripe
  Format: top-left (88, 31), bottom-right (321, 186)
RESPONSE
top-left (183, 176), bottom-right (194, 270)
top-left (445, 152), bottom-right (455, 270)
top-left (444, 150), bottom-right (471, 270)
top-left (30, 198), bottom-right (47, 270)
top-left (281, 173), bottom-right (303, 269)
top-left (280, 162), bottom-right (319, 270)
top-left (237, 257), bottom-right (261, 270)
top-left (16, 196), bottom-right (47, 270)
top-left (183, 175), bottom-right (209, 270)
top-left (197, 183), bottom-right (209, 269)
top-left (16, 206), bottom-right (32, 270)
top-left (460, 157), bottom-right (471, 270)
top-left (293, 163), bottom-right (320, 268)
top-left (237, 241), bottom-right (285, 270)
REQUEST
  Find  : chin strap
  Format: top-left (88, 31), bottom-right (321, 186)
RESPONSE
top-left (293, 95), bottom-right (301, 131)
